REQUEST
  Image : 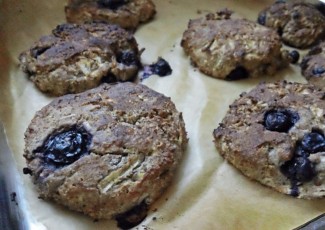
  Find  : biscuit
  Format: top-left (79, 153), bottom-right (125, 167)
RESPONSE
top-left (19, 22), bottom-right (141, 96)
top-left (257, 1), bottom-right (325, 48)
top-left (181, 10), bottom-right (291, 80)
top-left (23, 82), bottom-right (187, 224)
top-left (214, 81), bottom-right (325, 199)
top-left (301, 42), bottom-right (325, 89)
top-left (65, 0), bottom-right (156, 31)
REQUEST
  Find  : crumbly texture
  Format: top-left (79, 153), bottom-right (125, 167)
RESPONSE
top-left (65, 0), bottom-right (156, 31)
top-left (19, 23), bottom-right (141, 96)
top-left (257, 2), bottom-right (325, 48)
top-left (24, 82), bottom-right (187, 220)
top-left (213, 81), bottom-right (325, 199)
top-left (181, 10), bottom-right (290, 80)
top-left (301, 42), bottom-right (325, 88)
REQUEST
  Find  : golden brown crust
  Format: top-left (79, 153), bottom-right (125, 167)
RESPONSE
top-left (24, 82), bottom-right (187, 219)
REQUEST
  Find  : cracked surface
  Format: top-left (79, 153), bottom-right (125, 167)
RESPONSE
top-left (213, 81), bottom-right (325, 199)
top-left (65, 0), bottom-right (156, 31)
top-left (301, 42), bottom-right (325, 89)
top-left (257, 2), bottom-right (325, 48)
top-left (181, 10), bottom-right (290, 80)
top-left (24, 82), bottom-right (187, 219)
top-left (19, 22), bottom-right (140, 96)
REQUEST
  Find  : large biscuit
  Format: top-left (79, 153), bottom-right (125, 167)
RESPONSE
top-left (23, 82), bottom-right (187, 225)
top-left (19, 22), bottom-right (141, 96)
top-left (214, 81), bottom-right (325, 199)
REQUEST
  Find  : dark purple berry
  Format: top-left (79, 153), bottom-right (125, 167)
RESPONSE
top-left (280, 156), bottom-right (315, 183)
top-left (115, 201), bottom-right (148, 229)
top-left (23, 167), bottom-right (33, 175)
top-left (257, 12), bottom-right (266, 25)
top-left (97, 0), bottom-right (128, 10)
top-left (289, 50), bottom-right (299, 64)
top-left (117, 51), bottom-right (139, 66)
top-left (312, 67), bottom-right (325, 75)
top-left (225, 66), bottom-right (249, 81)
top-left (150, 57), bottom-right (172, 77)
top-left (292, 11), bottom-right (300, 20)
top-left (42, 126), bottom-right (92, 166)
top-left (301, 132), bottom-right (325, 153)
top-left (264, 109), bottom-right (299, 132)
top-left (31, 46), bottom-right (50, 58)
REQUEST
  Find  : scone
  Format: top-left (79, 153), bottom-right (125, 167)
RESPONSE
top-left (301, 42), bottom-right (325, 88)
top-left (65, 0), bottom-right (156, 31)
top-left (19, 22), bottom-right (141, 96)
top-left (257, 1), bottom-right (325, 48)
top-left (181, 10), bottom-right (292, 80)
top-left (214, 81), bottom-right (325, 199)
top-left (23, 82), bottom-right (187, 226)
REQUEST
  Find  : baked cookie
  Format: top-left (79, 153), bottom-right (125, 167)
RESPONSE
top-left (23, 82), bottom-right (187, 225)
top-left (19, 22), bottom-right (141, 96)
top-left (301, 42), bottom-right (325, 88)
top-left (181, 10), bottom-right (292, 80)
top-left (257, 1), bottom-right (325, 48)
top-left (214, 81), bottom-right (325, 199)
top-left (65, 0), bottom-right (156, 31)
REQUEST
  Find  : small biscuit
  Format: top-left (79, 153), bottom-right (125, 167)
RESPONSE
top-left (301, 42), bottom-right (325, 88)
top-left (19, 22), bottom-right (141, 96)
top-left (65, 0), bottom-right (156, 31)
top-left (257, 1), bottom-right (325, 48)
top-left (214, 81), bottom-right (325, 199)
top-left (181, 10), bottom-right (290, 80)
top-left (23, 82), bottom-right (187, 223)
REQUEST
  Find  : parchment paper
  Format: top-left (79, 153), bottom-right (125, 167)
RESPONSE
top-left (1, 0), bottom-right (325, 229)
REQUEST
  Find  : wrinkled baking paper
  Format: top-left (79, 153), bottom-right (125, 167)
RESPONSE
top-left (1, 0), bottom-right (325, 229)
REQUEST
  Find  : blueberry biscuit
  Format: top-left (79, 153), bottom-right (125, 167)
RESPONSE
top-left (19, 22), bottom-right (141, 96)
top-left (257, 1), bottom-right (325, 48)
top-left (181, 10), bottom-right (292, 80)
top-left (23, 82), bottom-right (187, 223)
top-left (65, 0), bottom-right (156, 31)
top-left (214, 81), bottom-right (325, 198)
top-left (301, 42), bottom-right (325, 89)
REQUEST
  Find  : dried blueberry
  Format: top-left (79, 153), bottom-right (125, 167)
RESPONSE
top-left (257, 12), bottom-right (266, 25)
top-left (281, 156), bottom-right (315, 183)
top-left (117, 51), bottom-right (139, 66)
top-left (288, 50), bottom-right (299, 64)
top-left (42, 126), bottom-right (92, 166)
top-left (312, 67), bottom-right (325, 75)
top-left (264, 109), bottom-right (299, 132)
top-left (225, 66), bottom-right (249, 81)
top-left (301, 132), bottom-right (325, 153)
top-left (149, 57), bottom-right (172, 77)
top-left (31, 46), bottom-right (50, 58)
top-left (97, 0), bottom-right (128, 10)
top-left (115, 201), bottom-right (148, 229)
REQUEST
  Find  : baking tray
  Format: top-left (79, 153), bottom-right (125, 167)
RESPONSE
top-left (1, 0), bottom-right (325, 229)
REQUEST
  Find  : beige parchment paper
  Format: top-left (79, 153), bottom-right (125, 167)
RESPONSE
top-left (1, 0), bottom-right (325, 229)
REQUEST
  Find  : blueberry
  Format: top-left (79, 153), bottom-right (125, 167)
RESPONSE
top-left (150, 57), bottom-right (172, 77)
top-left (280, 156), bottom-right (315, 183)
top-left (257, 12), bottom-right (266, 25)
top-left (225, 66), bottom-right (249, 81)
top-left (264, 109), bottom-right (299, 132)
top-left (42, 126), bottom-right (92, 166)
top-left (31, 46), bottom-right (50, 58)
top-left (312, 67), bottom-right (325, 75)
top-left (292, 11), bottom-right (300, 20)
top-left (115, 201), bottom-right (148, 229)
top-left (289, 50), bottom-right (299, 64)
top-left (301, 132), bottom-right (325, 153)
top-left (97, 0), bottom-right (128, 10)
top-left (275, 0), bottom-right (286, 3)
top-left (117, 51), bottom-right (139, 66)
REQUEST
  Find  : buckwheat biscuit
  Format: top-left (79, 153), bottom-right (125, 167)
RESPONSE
top-left (65, 0), bottom-right (156, 31)
top-left (214, 81), bottom-right (325, 199)
top-left (257, 1), bottom-right (325, 48)
top-left (181, 10), bottom-right (292, 80)
top-left (301, 42), bottom-right (325, 89)
top-left (19, 22), bottom-right (141, 96)
top-left (23, 82), bottom-right (187, 225)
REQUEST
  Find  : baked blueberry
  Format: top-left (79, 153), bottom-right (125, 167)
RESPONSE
top-left (264, 109), bottom-right (299, 132)
top-left (312, 67), bottom-right (325, 75)
top-left (301, 132), bottom-right (325, 153)
top-left (117, 51), bottom-right (139, 66)
top-left (115, 201), bottom-right (148, 229)
top-left (97, 0), bottom-right (128, 9)
top-left (280, 156), bottom-right (315, 183)
top-left (225, 66), bottom-right (249, 81)
top-left (149, 57), bottom-right (172, 77)
top-left (289, 50), bottom-right (300, 64)
top-left (257, 12), bottom-right (266, 25)
top-left (42, 126), bottom-right (92, 166)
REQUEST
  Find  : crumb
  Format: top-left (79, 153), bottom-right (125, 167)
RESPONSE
top-left (152, 217), bottom-right (157, 221)
top-left (10, 192), bottom-right (18, 205)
